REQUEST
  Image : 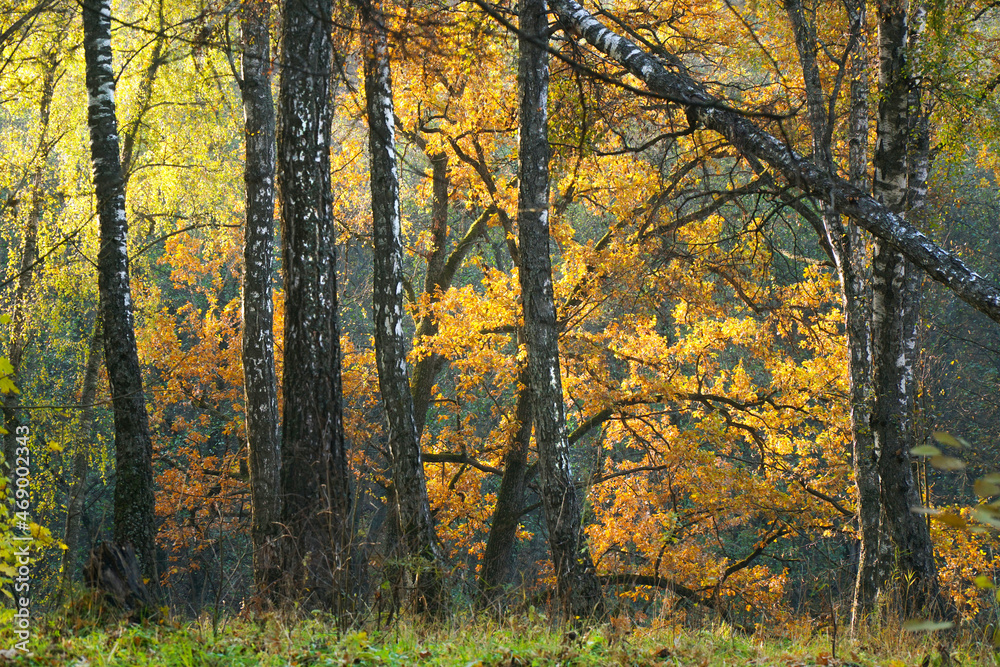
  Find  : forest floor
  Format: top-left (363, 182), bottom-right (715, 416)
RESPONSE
top-left (0, 611), bottom-right (993, 666)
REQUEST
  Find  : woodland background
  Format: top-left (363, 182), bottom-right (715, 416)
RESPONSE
top-left (1, 0), bottom-right (1000, 637)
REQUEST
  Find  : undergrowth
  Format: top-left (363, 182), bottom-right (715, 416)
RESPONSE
top-left (0, 609), bottom-right (995, 666)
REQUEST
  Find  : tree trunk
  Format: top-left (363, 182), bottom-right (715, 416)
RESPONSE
top-left (238, 0), bottom-right (282, 601)
top-left (477, 366), bottom-right (532, 607)
top-left (276, 0), bottom-right (353, 610)
top-left (410, 151), bottom-right (450, 438)
top-left (363, 3), bottom-right (445, 614)
top-left (869, 0), bottom-right (942, 618)
top-left (548, 0), bottom-right (1000, 325)
top-left (517, 0), bottom-right (605, 620)
top-left (60, 319), bottom-right (103, 599)
top-left (82, 0), bottom-right (159, 587)
top-left (839, 0), bottom-right (884, 630)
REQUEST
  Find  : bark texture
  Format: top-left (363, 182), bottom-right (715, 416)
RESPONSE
top-left (478, 366), bottom-right (533, 606)
top-left (868, 0), bottom-right (943, 618)
top-left (518, 0), bottom-right (605, 619)
top-left (549, 0), bottom-right (1000, 326)
top-left (841, 0), bottom-right (883, 630)
top-left (82, 0), bottom-right (158, 586)
top-left (60, 320), bottom-right (103, 597)
top-left (363, 0), bottom-right (446, 614)
top-left (276, 0), bottom-right (353, 609)
top-left (238, 0), bottom-right (282, 600)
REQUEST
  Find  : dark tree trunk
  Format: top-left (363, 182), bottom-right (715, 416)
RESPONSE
top-left (363, 3), bottom-right (445, 613)
top-left (477, 366), bottom-right (532, 607)
top-left (82, 0), bottom-right (158, 587)
top-left (238, 0), bottom-right (282, 600)
top-left (410, 151), bottom-right (450, 438)
top-left (60, 319), bottom-right (103, 598)
top-left (119, 16), bottom-right (165, 189)
top-left (517, 0), bottom-right (604, 620)
top-left (276, 0), bottom-right (353, 610)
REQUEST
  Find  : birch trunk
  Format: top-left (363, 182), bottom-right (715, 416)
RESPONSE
top-left (363, 4), bottom-right (446, 613)
top-left (239, 0), bottom-right (282, 600)
top-left (276, 0), bottom-right (353, 609)
top-left (82, 0), bottom-right (158, 586)
top-left (869, 0), bottom-right (943, 618)
top-left (841, 0), bottom-right (884, 629)
top-left (518, 0), bottom-right (604, 619)
top-left (549, 0), bottom-right (1000, 325)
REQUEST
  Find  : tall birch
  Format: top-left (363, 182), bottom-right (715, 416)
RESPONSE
top-left (82, 0), bottom-right (158, 584)
top-left (363, 0), bottom-right (445, 613)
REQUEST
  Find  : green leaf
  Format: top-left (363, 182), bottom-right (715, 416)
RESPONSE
top-left (975, 478), bottom-right (1000, 498)
top-left (910, 444), bottom-right (941, 457)
top-left (0, 358), bottom-right (13, 375)
top-left (902, 620), bottom-right (954, 632)
top-left (973, 506), bottom-right (1000, 529)
top-left (932, 432), bottom-right (961, 448)
top-left (929, 455), bottom-right (965, 471)
top-left (0, 314), bottom-right (10, 325)
top-left (974, 575), bottom-right (995, 589)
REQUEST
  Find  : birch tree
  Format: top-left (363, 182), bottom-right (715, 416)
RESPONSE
top-left (517, 0), bottom-right (604, 619)
top-left (548, 0), bottom-right (968, 621)
top-left (238, 0), bottom-right (282, 599)
top-left (276, 0), bottom-right (353, 608)
top-left (867, 0), bottom-right (943, 618)
top-left (82, 0), bottom-right (158, 583)
top-left (548, 0), bottom-right (1000, 323)
top-left (363, 0), bottom-right (446, 613)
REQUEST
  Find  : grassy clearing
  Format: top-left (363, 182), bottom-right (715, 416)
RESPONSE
top-left (0, 612), bottom-right (994, 666)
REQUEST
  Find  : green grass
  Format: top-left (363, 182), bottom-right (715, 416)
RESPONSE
top-left (0, 611), bottom-right (995, 666)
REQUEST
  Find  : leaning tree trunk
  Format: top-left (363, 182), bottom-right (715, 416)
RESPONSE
top-left (410, 151), bottom-right (451, 438)
top-left (82, 0), bottom-right (158, 587)
top-left (238, 0), bottom-right (282, 601)
top-left (517, 0), bottom-right (604, 620)
top-left (869, 0), bottom-right (942, 618)
top-left (276, 0), bottom-right (354, 610)
top-left (363, 2), bottom-right (445, 614)
top-left (548, 0), bottom-right (1000, 324)
top-left (478, 365), bottom-right (533, 607)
